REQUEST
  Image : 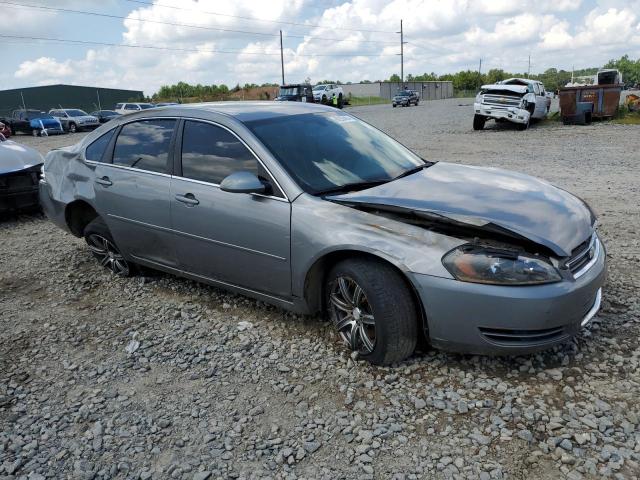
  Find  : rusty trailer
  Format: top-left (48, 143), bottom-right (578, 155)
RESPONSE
top-left (559, 84), bottom-right (622, 125)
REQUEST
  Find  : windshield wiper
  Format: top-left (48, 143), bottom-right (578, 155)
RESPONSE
top-left (391, 161), bottom-right (434, 181)
top-left (316, 180), bottom-right (390, 196)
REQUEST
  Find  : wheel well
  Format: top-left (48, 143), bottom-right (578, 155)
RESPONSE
top-left (303, 250), bottom-right (427, 331)
top-left (65, 200), bottom-right (99, 237)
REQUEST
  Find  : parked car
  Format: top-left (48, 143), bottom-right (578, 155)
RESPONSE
top-left (90, 110), bottom-right (121, 124)
top-left (40, 103), bottom-right (605, 365)
top-left (392, 90), bottom-right (419, 107)
top-left (114, 103), bottom-right (155, 115)
top-left (3, 109), bottom-right (64, 136)
top-left (473, 78), bottom-right (550, 130)
top-left (0, 135), bottom-right (44, 213)
top-left (49, 109), bottom-right (100, 133)
top-left (0, 121), bottom-right (11, 138)
top-left (312, 84), bottom-right (344, 106)
top-left (154, 102), bottom-right (179, 107)
top-left (275, 84), bottom-right (314, 103)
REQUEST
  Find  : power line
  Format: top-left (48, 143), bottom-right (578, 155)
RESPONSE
top-left (123, 0), bottom-right (397, 35)
top-left (0, 1), bottom-right (397, 45)
top-left (0, 34), bottom-right (395, 57)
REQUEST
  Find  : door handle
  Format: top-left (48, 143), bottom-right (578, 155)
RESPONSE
top-left (95, 176), bottom-right (112, 187)
top-left (175, 193), bottom-right (199, 206)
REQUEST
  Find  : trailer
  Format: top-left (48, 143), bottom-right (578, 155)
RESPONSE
top-left (559, 70), bottom-right (623, 125)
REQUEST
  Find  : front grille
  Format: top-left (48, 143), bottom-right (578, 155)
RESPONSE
top-left (481, 94), bottom-right (522, 108)
top-left (0, 171), bottom-right (39, 191)
top-left (566, 234), bottom-right (598, 277)
top-left (479, 326), bottom-right (567, 346)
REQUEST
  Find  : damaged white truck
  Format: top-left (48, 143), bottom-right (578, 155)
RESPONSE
top-left (473, 78), bottom-right (550, 131)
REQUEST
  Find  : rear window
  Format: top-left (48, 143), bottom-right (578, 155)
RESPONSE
top-left (85, 129), bottom-right (116, 162)
top-left (113, 119), bottom-right (175, 173)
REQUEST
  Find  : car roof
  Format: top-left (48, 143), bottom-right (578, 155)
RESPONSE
top-left (132, 101), bottom-right (337, 122)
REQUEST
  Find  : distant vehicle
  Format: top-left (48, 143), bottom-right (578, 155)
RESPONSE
top-left (90, 110), bottom-right (121, 124)
top-left (115, 102), bottom-right (155, 115)
top-left (154, 102), bottom-right (179, 107)
top-left (392, 90), bottom-right (419, 107)
top-left (3, 109), bottom-right (64, 136)
top-left (49, 109), bottom-right (100, 133)
top-left (473, 78), bottom-right (550, 131)
top-left (312, 84), bottom-right (344, 106)
top-left (0, 135), bottom-right (44, 213)
top-left (0, 121), bottom-right (11, 138)
top-left (275, 84), bottom-right (314, 103)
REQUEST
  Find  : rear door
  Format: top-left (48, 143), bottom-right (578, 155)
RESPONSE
top-left (170, 119), bottom-right (291, 297)
top-left (92, 118), bottom-right (179, 267)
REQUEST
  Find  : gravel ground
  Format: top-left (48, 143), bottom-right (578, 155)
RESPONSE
top-left (1, 100), bottom-right (639, 480)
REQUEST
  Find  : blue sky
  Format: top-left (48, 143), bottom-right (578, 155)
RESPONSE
top-left (1, 0), bottom-right (638, 96)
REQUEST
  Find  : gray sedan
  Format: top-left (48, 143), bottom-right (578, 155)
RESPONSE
top-left (39, 102), bottom-right (606, 365)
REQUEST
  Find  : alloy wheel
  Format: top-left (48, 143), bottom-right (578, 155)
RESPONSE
top-left (86, 233), bottom-right (130, 276)
top-left (329, 276), bottom-right (376, 354)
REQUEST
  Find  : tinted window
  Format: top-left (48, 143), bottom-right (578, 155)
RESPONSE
top-left (85, 129), bottom-right (116, 162)
top-left (181, 121), bottom-right (258, 184)
top-left (246, 112), bottom-right (424, 194)
top-left (115, 103), bottom-right (124, 109)
top-left (124, 104), bottom-right (137, 110)
top-left (113, 119), bottom-right (175, 173)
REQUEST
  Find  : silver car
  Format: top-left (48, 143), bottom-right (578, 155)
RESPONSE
top-left (39, 102), bottom-right (606, 365)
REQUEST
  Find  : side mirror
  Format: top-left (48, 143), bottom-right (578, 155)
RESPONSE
top-left (219, 171), bottom-right (267, 194)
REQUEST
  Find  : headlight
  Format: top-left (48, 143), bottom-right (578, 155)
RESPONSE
top-left (442, 245), bottom-right (561, 285)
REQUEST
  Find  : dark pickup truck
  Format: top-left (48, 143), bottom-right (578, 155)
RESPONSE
top-left (1, 109), bottom-right (64, 136)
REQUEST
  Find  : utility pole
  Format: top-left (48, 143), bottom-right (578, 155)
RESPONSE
top-left (20, 91), bottom-right (26, 110)
top-left (527, 54), bottom-right (531, 78)
top-left (280, 30), bottom-right (285, 85)
top-left (96, 89), bottom-right (102, 111)
top-left (478, 58), bottom-right (482, 90)
top-left (397, 20), bottom-right (407, 87)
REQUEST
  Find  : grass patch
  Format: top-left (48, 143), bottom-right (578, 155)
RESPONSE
top-left (346, 96), bottom-right (390, 106)
top-left (611, 109), bottom-right (640, 124)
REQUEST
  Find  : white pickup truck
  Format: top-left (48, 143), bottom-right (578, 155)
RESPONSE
top-left (473, 78), bottom-right (550, 131)
top-left (312, 84), bottom-right (344, 106)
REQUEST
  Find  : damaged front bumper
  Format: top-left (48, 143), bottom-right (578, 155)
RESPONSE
top-left (474, 102), bottom-right (530, 124)
top-left (409, 238), bottom-right (607, 355)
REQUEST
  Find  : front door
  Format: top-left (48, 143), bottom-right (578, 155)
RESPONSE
top-left (170, 120), bottom-right (291, 297)
top-left (93, 118), bottom-right (179, 267)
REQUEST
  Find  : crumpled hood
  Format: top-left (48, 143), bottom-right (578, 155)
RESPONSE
top-left (328, 162), bottom-right (594, 257)
top-left (0, 141), bottom-right (44, 174)
top-left (480, 84), bottom-right (528, 94)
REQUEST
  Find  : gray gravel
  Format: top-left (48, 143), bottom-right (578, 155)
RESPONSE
top-left (1, 99), bottom-right (639, 479)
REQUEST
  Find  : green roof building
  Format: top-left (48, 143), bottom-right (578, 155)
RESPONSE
top-left (0, 84), bottom-right (144, 118)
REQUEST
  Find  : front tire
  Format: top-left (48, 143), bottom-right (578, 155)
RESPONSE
top-left (326, 258), bottom-right (418, 365)
top-left (473, 114), bottom-right (486, 130)
top-left (517, 117), bottom-right (530, 131)
top-left (84, 217), bottom-right (134, 277)
top-left (68, 122), bottom-right (77, 133)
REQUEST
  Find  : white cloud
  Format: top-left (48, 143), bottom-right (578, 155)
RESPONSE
top-left (6, 0), bottom-right (639, 93)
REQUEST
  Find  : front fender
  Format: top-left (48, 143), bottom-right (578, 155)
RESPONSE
top-left (290, 194), bottom-right (462, 298)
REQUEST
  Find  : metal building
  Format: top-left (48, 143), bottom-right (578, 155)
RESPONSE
top-left (0, 84), bottom-right (144, 118)
top-left (341, 81), bottom-right (454, 101)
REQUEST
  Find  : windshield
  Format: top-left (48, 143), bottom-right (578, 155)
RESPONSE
top-left (279, 87), bottom-right (300, 96)
top-left (396, 91), bottom-right (410, 96)
top-left (67, 109), bottom-right (89, 117)
top-left (246, 112), bottom-right (425, 194)
top-left (313, 85), bottom-right (327, 91)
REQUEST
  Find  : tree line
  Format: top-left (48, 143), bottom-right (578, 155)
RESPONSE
top-left (152, 55), bottom-right (638, 100)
